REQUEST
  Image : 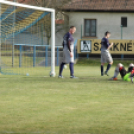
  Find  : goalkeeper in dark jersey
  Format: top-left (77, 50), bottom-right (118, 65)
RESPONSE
top-left (58, 26), bottom-right (77, 78)
top-left (110, 63), bottom-right (134, 83)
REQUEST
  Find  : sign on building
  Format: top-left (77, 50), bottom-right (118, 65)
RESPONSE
top-left (80, 40), bottom-right (91, 52)
top-left (77, 39), bottom-right (134, 54)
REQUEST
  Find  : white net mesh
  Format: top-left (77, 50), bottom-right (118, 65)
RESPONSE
top-left (0, 1), bottom-right (55, 76)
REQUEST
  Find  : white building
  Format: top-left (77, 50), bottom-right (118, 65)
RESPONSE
top-left (58, 0), bottom-right (134, 44)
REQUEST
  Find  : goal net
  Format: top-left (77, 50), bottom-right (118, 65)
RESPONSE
top-left (0, 0), bottom-right (55, 77)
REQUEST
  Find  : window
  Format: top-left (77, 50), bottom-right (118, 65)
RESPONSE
top-left (84, 19), bottom-right (96, 37)
top-left (121, 17), bottom-right (127, 27)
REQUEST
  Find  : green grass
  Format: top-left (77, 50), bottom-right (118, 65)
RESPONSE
top-left (77, 59), bottom-right (134, 66)
top-left (1, 56), bottom-right (45, 68)
top-left (0, 65), bottom-right (134, 134)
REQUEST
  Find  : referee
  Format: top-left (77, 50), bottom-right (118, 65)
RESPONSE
top-left (101, 31), bottom-right (113, 76)
top-left (58, 26), bottom-right (77, 78)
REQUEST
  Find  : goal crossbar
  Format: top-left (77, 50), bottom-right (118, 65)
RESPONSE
top-left (0, 0), bottom-right (55, 12)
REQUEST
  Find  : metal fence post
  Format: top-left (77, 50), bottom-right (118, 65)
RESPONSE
top-left (74, 46), bottom-right (76, 60)
top-left (77, 53), bottom-right (79, 58)
top-left (33, 46), bottom-right (36, 67)
top-left (121, 54), bottom-right (124, 59)
top-left (121, 25), bottom-right (124, 60)
top-left (74, 39), bottom-right (78, 60)
top-left (81, 25), bottom-right (82, 39)
top-left (45, 46), bottom-right (48, 67)
top-left (57, 47), bottom-right (59, 66)
top-left (121, 25), bottom-right (123, 39)
top-left (19, 45), bottom-right (22, 67)
top-left (87, 54), bottom-right (89, 59)
top-left (12, 4), bottom-right (16, 68)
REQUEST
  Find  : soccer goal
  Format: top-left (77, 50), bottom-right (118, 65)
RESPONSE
top-left (0, 0), bottom-right (56, 77)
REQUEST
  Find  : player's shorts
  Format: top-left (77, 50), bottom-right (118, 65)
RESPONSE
top-left (101, 51), bottom-right (113, 63)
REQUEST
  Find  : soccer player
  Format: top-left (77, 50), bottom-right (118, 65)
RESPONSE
top-left (101, 31), bottom-right (113, 76)
top-left (111, 63), bottom-right (134, 83)
top-left (58, 26), bottom-right (77, 78)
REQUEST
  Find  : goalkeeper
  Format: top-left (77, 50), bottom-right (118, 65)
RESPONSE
top-left (110, 63), bottom-right (134, 83)
top-left (58, 26), bottom-right (77, 78)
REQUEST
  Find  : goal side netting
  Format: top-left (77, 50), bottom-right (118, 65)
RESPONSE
top-left (0, 0), bottom-right (55, 77)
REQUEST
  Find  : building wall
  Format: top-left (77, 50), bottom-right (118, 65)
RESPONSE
top-left (56, 31), bottom-right (65, 46)
top-left (68, 12), bottom-right (134, 40)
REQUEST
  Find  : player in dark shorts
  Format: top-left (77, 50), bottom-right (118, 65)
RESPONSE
top-left (110, 63), bottom-right (134, 83)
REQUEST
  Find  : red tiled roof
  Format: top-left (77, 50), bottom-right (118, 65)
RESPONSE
top-left (62, 0), bottom-right (134, 12)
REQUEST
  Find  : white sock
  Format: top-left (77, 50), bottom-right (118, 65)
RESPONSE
top-left (113, 66), bottom-right (120, 78)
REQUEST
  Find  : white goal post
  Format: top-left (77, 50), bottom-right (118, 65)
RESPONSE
top-left (0, 0), bottom-right (56, 76)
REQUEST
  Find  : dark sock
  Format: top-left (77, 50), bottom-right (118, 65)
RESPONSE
top-left (101, 65), bottom-right (104, 75)
top-left (69, 62), bottom-right (74, 76)
top-left (106, 64), bottom-right (111, 73)
top-left (59, 62), bottom-right (65, 76)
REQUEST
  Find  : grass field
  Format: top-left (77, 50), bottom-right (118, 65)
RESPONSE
top-left (0, 62), bottom-right (134, 134)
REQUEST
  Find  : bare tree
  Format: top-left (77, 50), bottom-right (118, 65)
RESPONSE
top-left (7, 0), bottom-right (71, 44)
top-left (32, 0), bottom-right (71, 44)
